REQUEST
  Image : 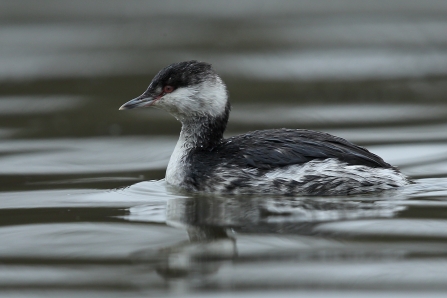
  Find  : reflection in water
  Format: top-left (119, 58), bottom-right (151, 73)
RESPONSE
top-left (152, 237), bottom-right (235, 280)
top-left (166, 193), bottom-right (406, 235)
top-left (125, 180), bottom-right (447, 291)
top-left (134, 192), bottom-right (407, 281)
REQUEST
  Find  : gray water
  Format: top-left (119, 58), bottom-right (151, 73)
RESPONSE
top-left (2, 1), bottom-right (447, 297)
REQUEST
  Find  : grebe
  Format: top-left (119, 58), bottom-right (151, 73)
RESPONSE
top-left (119, 61), bottom-right (409, 195)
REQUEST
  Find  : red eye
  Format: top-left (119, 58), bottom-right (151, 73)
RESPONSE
top-left (163, 85), bottom-right (174, 93)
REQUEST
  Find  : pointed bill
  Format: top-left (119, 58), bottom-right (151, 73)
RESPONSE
top-left (119, 94), bottom-right (155, 110)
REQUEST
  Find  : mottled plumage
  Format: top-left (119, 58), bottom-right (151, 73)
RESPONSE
top-left (120, 60), bottom-right (409, 195)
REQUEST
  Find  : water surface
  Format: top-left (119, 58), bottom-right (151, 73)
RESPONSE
top-left (1, 1), bottom-right (447, 297)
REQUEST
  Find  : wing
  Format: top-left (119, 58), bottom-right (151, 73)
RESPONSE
top-left (219, 129), bottom-right (393, 170)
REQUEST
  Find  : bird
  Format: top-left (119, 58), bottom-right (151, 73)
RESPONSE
top-left (119, 60), bottom-right (410, 195)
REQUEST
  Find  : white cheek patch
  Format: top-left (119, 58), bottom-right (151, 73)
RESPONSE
top-left (157, 89), bottom-right (190, 116)
top-left (156, 78), bottom-right (228, 120)
top-left (194, 78), bottom-right (228, 117)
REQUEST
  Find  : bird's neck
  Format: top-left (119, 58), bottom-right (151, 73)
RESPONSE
top-left (165, 104), bottom-right (230, 186)
top-left (180, 103), bottom-right (230, 150)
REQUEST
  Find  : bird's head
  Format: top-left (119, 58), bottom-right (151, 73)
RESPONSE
top-left (119, 61), bottom-right (228, 122)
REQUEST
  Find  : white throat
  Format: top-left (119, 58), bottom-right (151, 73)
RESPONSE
top-left (166, 133), bottom-right (188, 186)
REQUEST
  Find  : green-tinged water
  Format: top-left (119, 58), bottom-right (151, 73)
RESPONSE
top-left (1, 1), bottom-right (447, 297)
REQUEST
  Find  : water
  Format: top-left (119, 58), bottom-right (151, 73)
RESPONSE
top-left (1, 1), bottom-right (447, 297)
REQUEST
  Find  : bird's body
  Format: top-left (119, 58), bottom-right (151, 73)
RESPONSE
top-left (120, 61), bottom-right (409, 195)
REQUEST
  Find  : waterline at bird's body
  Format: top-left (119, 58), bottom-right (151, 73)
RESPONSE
top-left (120, 60), bottom-right (410, 195)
